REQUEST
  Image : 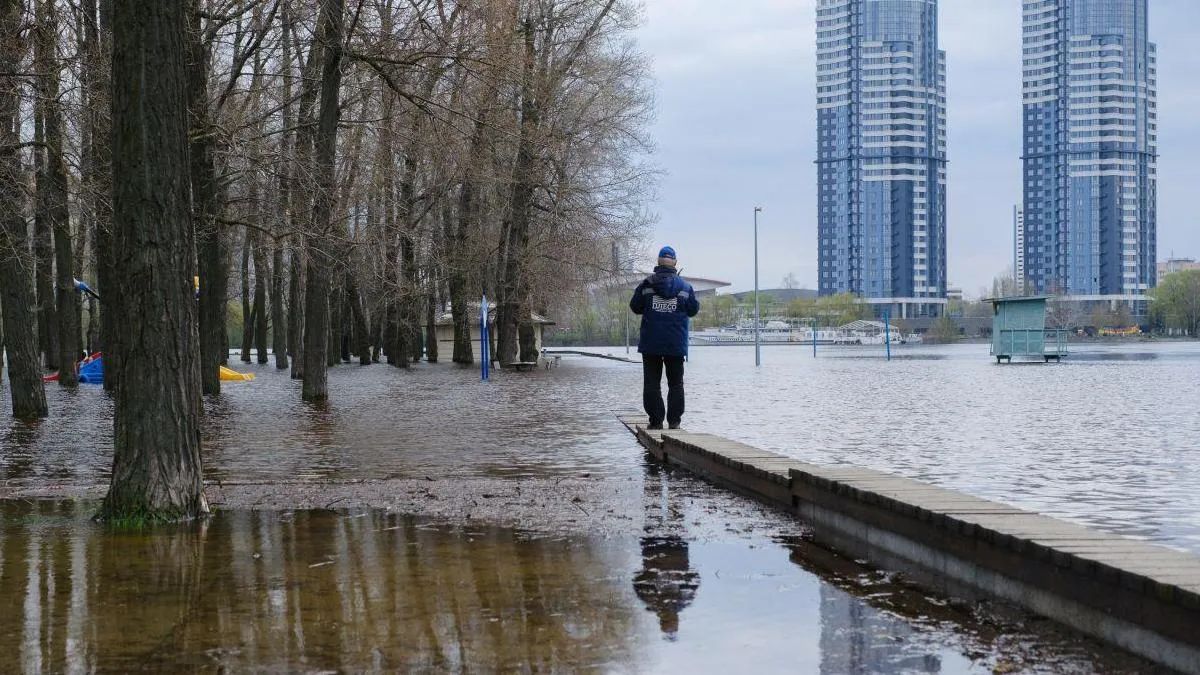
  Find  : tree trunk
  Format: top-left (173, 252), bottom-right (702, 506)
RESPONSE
top-left (410, 316), bottom-right (423, 363)
top-left (289, 4), bottom-right (323, 383)
top-left (400, 230), bottom-right (419, 365)
top-left (382, 148), bottom-right (404, 367)
top-left (80, 0), bottom-right (105, 360)
top-left (35, 0), bottom-right (79, 383)
top-left (385, 219), bottom-right (407, 368)
top-left (496, 22), bottom-right (540, 367)
top-left (289, 247), bottom-right (305, 379)
top-left (253, 237), bottom-right (269, 364)
top-left (271, 240), bottom-right (288, 369)
top-left (449, 120), bottom-right (486, 365)
top-left (391, 298), bottom-right (409, 368)
top-left (187, 0), bottom-right (226, 396)
top-left (0, 0), bottom-right (48, 418)
top-left (327, 282), bottom-right (342, 367)
top-left (346, 271), bottom-right (371, 365)
top-left (94, 0), bottom-right (118, 391)
top-left (370, 310), bottom-right (382, 363)
top-left (519, 315), bottom-right (538, 363)
top-left (240, 229), bottom-right (253, 362)
top-left (85, 296), bottom-right (99, 353)
top-left (398, 151), bottom-right (422, 365)
top-left (100, 0), bottom-right (207, 521)
top-left (0, 229), bottom-right (48, 418)
top-left (302, 244), bottom-right (330, 398)
top-left (33, 159), bottom-right (58, 370)
top-left (301, 0), bottom-right (345, 402)
top-left (382, 302), bottom-right (395, 364)
top-left (425, 289), bottom-right (438, 363)
top-left (273, 8), bottom-right (293, 373)
top-left (32, 92), bottom-right (56, 370)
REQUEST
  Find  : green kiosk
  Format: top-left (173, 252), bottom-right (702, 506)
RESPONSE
top-left (989, 296), bottom-right (1068, 363)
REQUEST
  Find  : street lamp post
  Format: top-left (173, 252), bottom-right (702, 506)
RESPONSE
top-left (754, 206), bottom-right (762, 367)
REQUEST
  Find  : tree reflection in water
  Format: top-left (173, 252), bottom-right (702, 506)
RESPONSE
top-left (0, 501), bottom-right (643, 672)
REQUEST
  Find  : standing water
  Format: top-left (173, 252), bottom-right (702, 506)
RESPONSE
top-left (0, 342), bottom-right (1193, 671)
top-left (3, 342), bottom-right (1198, 552)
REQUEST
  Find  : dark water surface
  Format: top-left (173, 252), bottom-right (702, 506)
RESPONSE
top-left (0, 499), bottom-right (1146, 673)
top-left (3, 342), bottom-right (1197, 552)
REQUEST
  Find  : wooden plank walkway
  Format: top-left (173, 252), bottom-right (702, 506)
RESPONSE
top-left (617, 412), bottom-right (1200, 673)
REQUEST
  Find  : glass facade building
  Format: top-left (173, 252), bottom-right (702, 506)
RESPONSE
top-left (1021, 0), bottom-right (1157, 303)
top-left (1014, 205), bottom-right (1026, 293)
top-left (817, 0), bottom-right (947, 318)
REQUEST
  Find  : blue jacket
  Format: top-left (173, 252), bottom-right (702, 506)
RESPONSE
top-left (630, 267), bottom-right (700, 357)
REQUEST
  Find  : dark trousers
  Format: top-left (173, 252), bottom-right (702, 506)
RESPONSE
top-left (643, 355), bottom-right (685, 426)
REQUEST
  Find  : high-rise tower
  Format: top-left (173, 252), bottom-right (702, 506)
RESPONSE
top-left (1014, 205), bottom-right (1026, 293)
top-left (816, 0), bottom-right (948, 319)
top-left (1021, 0), bottom-right (1157, 305)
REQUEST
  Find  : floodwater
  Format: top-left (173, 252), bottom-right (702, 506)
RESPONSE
top-left (0, 343), bottom-right (1192, 671)
top-left (0, 493), bottom-right (1147, 674)
top-left (681, 341), bottom-right (1200, 555)
top-left (2, 341), bottom-right (1198, 552)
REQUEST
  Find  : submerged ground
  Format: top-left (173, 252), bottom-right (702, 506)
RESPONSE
top-left (1, 342), bottom-right (1190, 672)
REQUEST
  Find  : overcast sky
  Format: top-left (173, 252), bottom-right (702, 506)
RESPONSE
top-left (636, 0), bottom-right (1200, 298)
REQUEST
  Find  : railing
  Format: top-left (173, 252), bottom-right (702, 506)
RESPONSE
top-left (1046, 329), bottom-right (1068, 355)
top-left (992, 328), bottom-right (1069, 357)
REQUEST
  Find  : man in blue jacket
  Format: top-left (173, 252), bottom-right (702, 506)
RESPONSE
top-left (630, 246), bottom-right (700, 429)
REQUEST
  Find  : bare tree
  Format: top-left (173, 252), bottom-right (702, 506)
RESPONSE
top-left (100, 0), bottom-right (206, 521)
top-left (34, 0), bottom-right (80, 384)
top-left (301, 0), bottom-right (345, 402)
top-left (0, 0), bottom-right (49, 419)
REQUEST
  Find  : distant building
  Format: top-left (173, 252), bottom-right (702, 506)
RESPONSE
top-left (816, 0), bottom-right (948, 319)
top-left (1158, 258), bottom-right (1200, 277)
top-left (729, 288), bottom-right (818, 303)
top-left (435, 305), bottom-right (554, 365)
top-left (946, 287), bottom-right (963, 302)
top-left (1013, 205), bottom-right (1025, 293)
top-left (590, 272), bottom-right (731, 299)
top-left (1020, 0), bottom-right (1158, 307)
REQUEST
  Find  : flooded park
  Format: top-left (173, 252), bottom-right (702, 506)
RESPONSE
top-left (2, 0), bottom-right (1196, 668)
top-left (2, 341), bottom-right (1195, 671)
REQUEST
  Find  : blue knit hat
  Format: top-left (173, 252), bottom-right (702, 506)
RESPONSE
top-left (658, 246), bottom-right (677, 261)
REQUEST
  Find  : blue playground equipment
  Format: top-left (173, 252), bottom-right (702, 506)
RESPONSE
top-left (77, 356), bottom-right (104, 384)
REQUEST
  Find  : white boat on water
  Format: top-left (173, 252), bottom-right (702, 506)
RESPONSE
top-left (690, 319), bottom-right (906, 346)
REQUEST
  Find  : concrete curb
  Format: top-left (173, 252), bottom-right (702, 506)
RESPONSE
top-left (618, 415), bottom-right (1200, 673)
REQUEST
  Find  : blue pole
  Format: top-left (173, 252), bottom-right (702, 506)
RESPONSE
top-left (884, 310), bottom-right (892, 362)
top-left (481, 295), bottom-right (490, 381)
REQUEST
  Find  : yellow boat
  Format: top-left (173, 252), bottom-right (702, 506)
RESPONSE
top-left (219, 366), bottom-right (255, 382)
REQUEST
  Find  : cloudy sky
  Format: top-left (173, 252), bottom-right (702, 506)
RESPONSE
top-left (635, 0), bottom-right (1200, 297)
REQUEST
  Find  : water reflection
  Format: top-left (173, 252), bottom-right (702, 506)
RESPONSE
top-left (635, 466), bottom-right (699, 639)
top-left (820, 586), bottom-right (942, 674)
top-left (1068, 351), bottom-right (1160, 361)
top-left (0, 498), bottom-right (1149, 673)
top-left (0, 501), bottom-right (641, 672)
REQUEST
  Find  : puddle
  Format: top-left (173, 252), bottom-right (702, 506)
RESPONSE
top-left (0, 500), bottom-right (1150, 673)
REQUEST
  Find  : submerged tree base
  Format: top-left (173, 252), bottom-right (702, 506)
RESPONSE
top-left (96, 492), bottom-right (210, 527)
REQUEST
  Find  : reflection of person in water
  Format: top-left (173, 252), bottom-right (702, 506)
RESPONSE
top-left (634, 465), bottom-right (700, 640)
top-left (633, 535), bottom-right (699, 639)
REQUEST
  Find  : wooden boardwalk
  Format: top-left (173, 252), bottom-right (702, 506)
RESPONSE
top-left (617, 414), bottom-right (1200, 674)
